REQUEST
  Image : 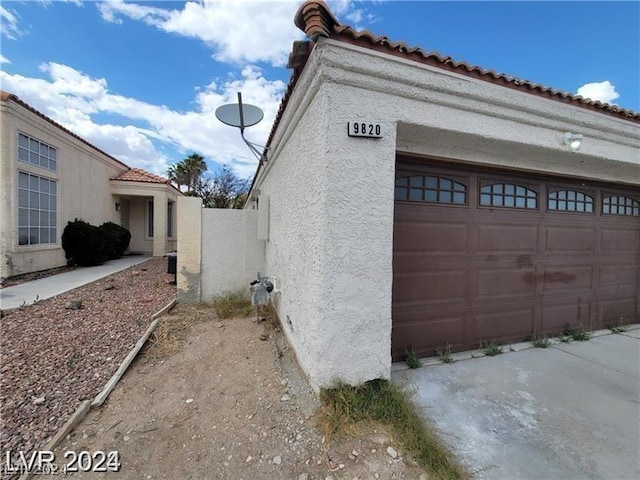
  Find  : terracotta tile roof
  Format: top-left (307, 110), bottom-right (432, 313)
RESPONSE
top-left (253, 1), bottom-right (639, 194)
top-left (0, 91), bottom-right (130, 169)
top-left (292, 1), bottom-right (639, 122)
top-left (112, 168), bottom-right (172, 185)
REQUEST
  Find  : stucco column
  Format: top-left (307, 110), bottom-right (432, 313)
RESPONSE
top-left (177, 196), bottom-right (202, 302)
top-left (0, 117), bottom-right (13, 279)
top-left (152, 191), bottom-right (168, 257)
top-left (311, 98), bottom-right (398, 388)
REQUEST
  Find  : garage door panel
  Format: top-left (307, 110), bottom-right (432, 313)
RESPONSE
top-left (601, 228), bottom-right (640, 251)
top-left (474, 309), bottom-right (535, 342)
top-left (393, 271), bottom-right (466, 303)
top-left (393, 255), bottom-right (468, 273)
top-left (394, 222), bottom-right (468, 252)
top-left (392, 316), bottom-right (465, 359)
top-left (476, 269), bottom-right (536, 297)
top-left (598, 299), bottom-right (637, 325)
top-left (545, 226), bottom-right (595, 252)
top-left (598, 264), bottom-right (638, 287)
top-left (542, 265), bottom-right (593, 291)
top-left (477, 225), bottom-right (538, 252)
top-left (541, 302), bottom-right (592, 332)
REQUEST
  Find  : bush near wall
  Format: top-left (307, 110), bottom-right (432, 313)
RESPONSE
top-left (62, 219), bottom-right (131, 267)
top-left (100, 222), bottom-right (132, 260)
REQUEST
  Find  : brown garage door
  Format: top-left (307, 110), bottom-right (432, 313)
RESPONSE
top-left (392, 158), bottom-right (640, 361)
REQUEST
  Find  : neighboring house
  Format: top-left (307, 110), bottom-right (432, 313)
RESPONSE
top-left (179, 1), bottom-right (639, 390)
top-left (0, 91), bottom-right (180, 280)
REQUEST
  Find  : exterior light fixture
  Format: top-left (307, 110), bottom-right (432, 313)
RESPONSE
top-left (563, 132), bottom-right (583, 151)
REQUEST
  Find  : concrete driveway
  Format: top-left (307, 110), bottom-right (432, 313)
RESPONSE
top-left (392, 328), bottom-right (640, 480)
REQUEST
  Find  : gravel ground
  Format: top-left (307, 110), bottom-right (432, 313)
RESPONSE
top-left (0, 258), bottom-right (175, 478)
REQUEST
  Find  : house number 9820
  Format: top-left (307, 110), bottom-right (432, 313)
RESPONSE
top-left (347, 121), bottom-right (383, 138)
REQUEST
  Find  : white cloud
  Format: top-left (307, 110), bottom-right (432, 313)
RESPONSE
top-left (96, 0), bottom-right (376, 66)
top-left (1, 5), bottom-right (24, 40)
top-left (0, 63), bottom-right (285, 179)
top-left (97, 0), bottom-right (302, 66)
top-left (36, 0), bottom-right (84, 6)
top-left (0, 54), bottom-right (10, 64)
top-left (576, 80), bottom-right (620, 105)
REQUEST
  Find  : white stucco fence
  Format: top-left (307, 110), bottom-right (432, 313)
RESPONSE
top-left (177, 197), bottom-right (264, 303)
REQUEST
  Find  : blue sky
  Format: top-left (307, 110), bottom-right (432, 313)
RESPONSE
top-left (1, 1), bottom-right (638, 179)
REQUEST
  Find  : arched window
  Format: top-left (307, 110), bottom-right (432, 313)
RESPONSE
top-left (548, 190), bottom-right (594, 212)
top-left (603, 195), bottom-right (640, 216)
top-left (395, 175), bottom-right (467, 204)
top-left (480, 183), bottom-right (537, 209)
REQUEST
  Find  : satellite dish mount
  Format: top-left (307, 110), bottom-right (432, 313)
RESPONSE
top-left (215, 92), bottom-right (268, 163)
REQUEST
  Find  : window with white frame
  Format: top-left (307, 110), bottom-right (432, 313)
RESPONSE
top-left (18, 172), bottom-right (57, 245)
top-left (18, 132), bottom-right (58, 171)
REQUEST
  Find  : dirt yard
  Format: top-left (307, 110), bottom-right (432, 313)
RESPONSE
top-left (54, 304), bottom-right (427, 479)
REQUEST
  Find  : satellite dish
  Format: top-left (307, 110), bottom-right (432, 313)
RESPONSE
top-left (215, 92), bottom-right (268, 163)
top-left (215, 103), bottom-right (263, 128)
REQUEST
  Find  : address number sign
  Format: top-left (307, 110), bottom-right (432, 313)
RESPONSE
top-left (347, 121), bottom-right (383, 138)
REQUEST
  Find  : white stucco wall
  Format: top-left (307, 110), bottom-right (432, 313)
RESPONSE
top-left (1, 100), bottom-right (128, 278)
top-left (177, 196), bottom-right (202, 302)
top-left (250, 38), bottom-right (639, 390)
top-left (319, 40), bottom-right (639, 184)
top-left (199, 209), bottom-right (264, 302)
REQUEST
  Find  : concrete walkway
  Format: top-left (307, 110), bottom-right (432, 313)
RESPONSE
top-left (0, 256), bottom-right (152, 310)
top-left (393, 327), bottom-right (640, 480)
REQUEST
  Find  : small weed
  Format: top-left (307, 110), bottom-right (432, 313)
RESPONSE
top-left (404, 345), bottom-right (422, 369)
top-left (435, 344), bottom-right (455, 363)
top-left (259, 333), bottom-right (269, 341)
top-left (32, 295), bottom-right (40, 305)
top-left (212, 289), bottom-right (253, 319)
top-left (559, 336), bottom-right (572, 343)
top-left (531, 332), bottom-right (551, 348)
top-left (481, 341), bottom-right (503, 356)
top-left (533, 337), bottom-right (551, 348)
top-left (67, 357), bottom-right (76, 370)
top-left (609, 320), bottom-right (628, 334)
top-left (318, 380), bottom-right (467, 479)
top-left (19, 300), bottom-right (27, 309)
top-left (136, 318), bottom-right (144, 327)
top-left (565, 325), bottom-right (591, 342)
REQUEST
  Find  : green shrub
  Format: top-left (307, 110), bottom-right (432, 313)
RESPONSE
top-left (100, 221), bottom-right (131, 259)
top-left (62, 219), bottom-right (108, 266)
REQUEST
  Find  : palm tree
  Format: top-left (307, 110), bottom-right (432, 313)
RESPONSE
top-left (182, 153), bottom-right (207, 193)
top-left (167, 163), bottom-right (189, 192)
top-left (167, 153), bottom-right (207, 193)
